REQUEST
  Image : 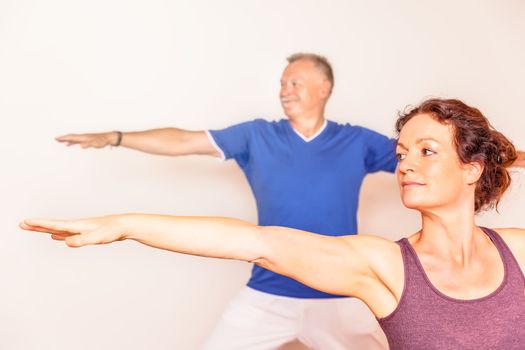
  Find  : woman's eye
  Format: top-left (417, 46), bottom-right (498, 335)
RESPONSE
top-left (396, 153), bottom-right (406, 161)
top-left (422, 148), bottom-right (435, 156)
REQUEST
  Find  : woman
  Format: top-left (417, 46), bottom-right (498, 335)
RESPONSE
top-left (21, 98), bottom-right (525, 349)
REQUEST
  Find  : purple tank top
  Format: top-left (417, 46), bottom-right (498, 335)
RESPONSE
top-left (378, 227), bottom-right (525, 350)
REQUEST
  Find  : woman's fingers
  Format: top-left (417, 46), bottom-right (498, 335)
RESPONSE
top-left (21, 219), bottom-right (94, 234)
top-left (19, 222), bottom-right (76, 236)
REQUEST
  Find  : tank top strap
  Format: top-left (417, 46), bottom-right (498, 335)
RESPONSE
top-left (395, 238), bottom-right (427, 288)
top-left (480, 226), bottom-right (525, 283)
top-left (396, 238), bottom-right (413, 262)
top-left (396, 237), bottom-right (421, 268)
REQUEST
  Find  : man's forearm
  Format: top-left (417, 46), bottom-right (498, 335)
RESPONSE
top-left (119, 128), bottom-right (216, 156)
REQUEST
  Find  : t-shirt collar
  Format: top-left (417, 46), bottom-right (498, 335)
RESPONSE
top-left (291, 119), bottom-right (328, 142)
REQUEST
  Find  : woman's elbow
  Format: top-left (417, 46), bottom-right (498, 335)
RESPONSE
top-left (244, 226), bottom-right (275, 265)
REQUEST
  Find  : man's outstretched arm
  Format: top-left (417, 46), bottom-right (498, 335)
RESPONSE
top-left (56, 128), bottom-right (221, 157)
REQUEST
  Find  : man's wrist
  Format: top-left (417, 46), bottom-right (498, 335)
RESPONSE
top-left (112, 131), bottom-right (123, 146)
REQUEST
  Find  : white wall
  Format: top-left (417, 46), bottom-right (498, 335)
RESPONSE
top-left (1, 0), bottom-right (525, 349)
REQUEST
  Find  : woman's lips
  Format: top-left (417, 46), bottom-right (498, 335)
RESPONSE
top-left (401, 181), bottom-right (425, 188)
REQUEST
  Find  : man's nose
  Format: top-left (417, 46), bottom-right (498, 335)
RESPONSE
top-left (280, 84), bottom-right (291, 96)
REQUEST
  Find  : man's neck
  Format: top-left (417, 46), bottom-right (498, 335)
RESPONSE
top-left (289, 117), bottom-right (326, 138)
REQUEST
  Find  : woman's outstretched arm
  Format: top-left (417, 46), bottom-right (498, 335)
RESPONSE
top-left (20, 214), bottom-right (395, 300)
top-left (21, 214), bottom-right (264, 261)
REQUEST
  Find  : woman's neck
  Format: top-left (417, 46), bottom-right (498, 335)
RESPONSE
top-left (411, 205), bottom-right (488, 266)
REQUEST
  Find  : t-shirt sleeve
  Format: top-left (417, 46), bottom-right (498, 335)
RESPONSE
top-left (207, 121), bottom-right (254, 167)
top-left (362, 127), bottom-right (398, 173)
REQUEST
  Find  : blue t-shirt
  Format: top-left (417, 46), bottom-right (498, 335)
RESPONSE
top-left (209, 119), bottom-right (397, 298)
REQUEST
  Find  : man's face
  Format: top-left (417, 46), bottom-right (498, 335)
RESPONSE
top-left (279, 60), bottom-right (330, 119)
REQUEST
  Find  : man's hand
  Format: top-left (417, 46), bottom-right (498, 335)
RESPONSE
top-left (56, 132), bottom-right (120, 149)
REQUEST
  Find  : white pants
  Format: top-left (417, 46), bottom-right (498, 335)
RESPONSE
top-left (201, 287), bottom-right (388, 350)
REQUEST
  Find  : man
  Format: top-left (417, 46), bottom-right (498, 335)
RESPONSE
top-left (57, 53), bottom-right (396, 350)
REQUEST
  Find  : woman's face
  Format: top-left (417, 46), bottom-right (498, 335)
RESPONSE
top-left (396, 113), bottom-right (478, 212)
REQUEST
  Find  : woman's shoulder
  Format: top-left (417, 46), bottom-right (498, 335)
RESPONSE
top-left (493, 227), bottom-right (525, 243)
top-left (345, 235), bottom-right (404, 275)
top-left (492, 227), bottom-right (525, 248)
top-left (338, 234), bottom-right (403, 282)
top-left (343, 234), bottom-right (402, 254)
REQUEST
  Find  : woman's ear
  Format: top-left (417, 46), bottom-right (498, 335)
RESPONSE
top-left (465, 162), bottom-right (483, 185)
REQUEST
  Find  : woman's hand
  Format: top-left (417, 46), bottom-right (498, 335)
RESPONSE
top-left (20, 215), bottom-right (128, 247)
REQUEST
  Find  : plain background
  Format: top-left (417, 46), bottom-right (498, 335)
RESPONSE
top-left (1, 0), bottom-right (525, 349)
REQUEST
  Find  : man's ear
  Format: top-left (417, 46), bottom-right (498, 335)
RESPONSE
top-left (319, 80), bottom-right (332, 99)
top-left (465, 161), bottom-right (483, 185)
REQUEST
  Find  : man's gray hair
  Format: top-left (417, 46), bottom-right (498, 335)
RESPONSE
top-left (287, 53), bottom-right (334, 92)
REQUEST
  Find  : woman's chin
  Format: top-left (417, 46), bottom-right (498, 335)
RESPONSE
top-left (401, 198), bottom-right (424, 210)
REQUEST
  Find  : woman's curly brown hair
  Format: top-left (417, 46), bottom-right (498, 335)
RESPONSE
top-left (396, 98), bottom-right (517, 212)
